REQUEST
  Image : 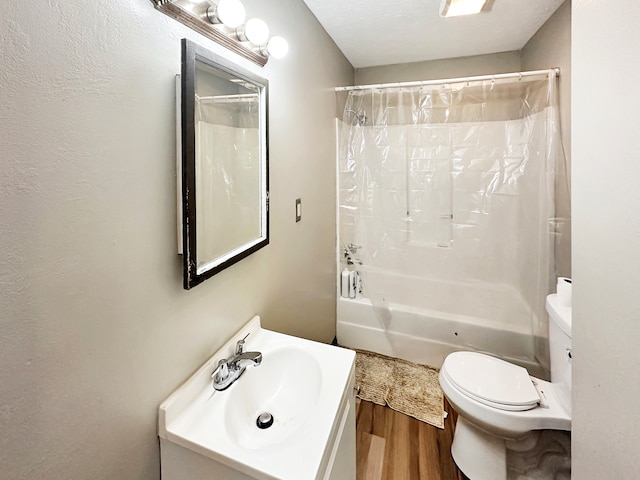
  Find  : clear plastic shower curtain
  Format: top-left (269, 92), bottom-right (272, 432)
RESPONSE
top-left (337, 72), bottom-right (567, 369)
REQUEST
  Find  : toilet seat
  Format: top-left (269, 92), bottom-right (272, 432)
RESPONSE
top-left (442, 352), bottom-right (540, 412)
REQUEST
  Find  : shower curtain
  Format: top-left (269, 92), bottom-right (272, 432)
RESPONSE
top-left (195, 94), bottom-right (260, 269)
top-left (337, 71), bottom-right (567, 369)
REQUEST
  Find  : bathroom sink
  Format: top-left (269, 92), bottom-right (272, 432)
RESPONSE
top-left (158, 316), bottom-right (356, 480)
top-left (223, 346), bottom-right (323, 450)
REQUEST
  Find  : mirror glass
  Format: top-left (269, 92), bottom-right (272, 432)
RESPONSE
top-left (181, 39), bottom-right (269, 289)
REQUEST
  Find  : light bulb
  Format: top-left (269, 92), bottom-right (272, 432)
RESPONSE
top-left (214, 0), bottom-right (245, 28)
top-left (243, 18), bottom-right (269, 45)
top-left (266, 36), bottom-right (288, 59)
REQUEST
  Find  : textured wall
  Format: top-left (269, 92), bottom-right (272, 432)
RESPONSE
top-left (572, 0), bottom-right (640, 477)
top-left (0, 0), bottom-right (352, 478)
top-left (354, 51), bottom-right (521, 85)
top-left (522, 0), bottom-right (572, 278)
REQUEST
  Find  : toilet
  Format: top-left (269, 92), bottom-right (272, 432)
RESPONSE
top-left (439, 294), bottom-right (572, 480)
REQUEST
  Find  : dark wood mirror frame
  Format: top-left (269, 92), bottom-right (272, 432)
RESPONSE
top-left (181, 38), bottom-right (269, 289)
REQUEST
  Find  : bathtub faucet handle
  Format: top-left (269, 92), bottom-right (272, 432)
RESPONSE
top-left (347, 243), bottom-right (361, 254)
top-left (345, 243), bottom-right (363, 266)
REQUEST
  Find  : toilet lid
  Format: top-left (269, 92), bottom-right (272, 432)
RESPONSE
top-left (443, 352), bottom-right (540, 410)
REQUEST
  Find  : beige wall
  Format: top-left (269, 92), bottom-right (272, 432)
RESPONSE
top-left (572, 0), bottom-right (640, 477)
top-left (522, 0), bottom-right (572, 277)
top-left (355, 51), bottom-right (521, 85)
top-left (0, 0), bottom-right (352, 478)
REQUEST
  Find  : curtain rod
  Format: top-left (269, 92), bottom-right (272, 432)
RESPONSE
top-left (334, 68), bottom-right (560, 92)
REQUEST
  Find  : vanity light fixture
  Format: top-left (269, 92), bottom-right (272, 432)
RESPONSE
top-left (237, 18), bottom-right (270, 45)
top-left (261, 36), bottom-right (289, 60)
top-left (439, 0), bottom-right (488, 17)
top-left (207, 0), bottom-right (245, 29)
top-left (151, 0), bottom-right (288, 66)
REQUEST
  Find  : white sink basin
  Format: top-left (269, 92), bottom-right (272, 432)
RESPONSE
top-left (223, 346), bottom-right (323, 450)
top-left (158, 316), bottom-right (356, 480)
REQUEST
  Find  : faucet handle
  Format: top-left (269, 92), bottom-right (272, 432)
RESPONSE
top-left (235, 333), bottom-right (250, 355)
top-left (347, 243), bottom-right (361, 253)
top-left (212, 358), bottom-right (229, 382)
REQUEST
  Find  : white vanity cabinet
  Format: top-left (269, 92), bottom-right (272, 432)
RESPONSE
top-left (158, 316), bottom-right (357, 480)
top-left (315, 368), bottom-right (356, 480)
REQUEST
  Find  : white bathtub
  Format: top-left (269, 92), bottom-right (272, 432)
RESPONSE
top-left (336, 275), bottom-right (546, 377)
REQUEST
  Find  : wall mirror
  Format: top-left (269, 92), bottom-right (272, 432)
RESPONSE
top-left (179, 38), bottom-right (269, 289)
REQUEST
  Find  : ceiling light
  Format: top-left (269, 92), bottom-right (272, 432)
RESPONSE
top-left (207, 0), bottom-right (246, 29)
top-left (237, 18), bottom-right (269, 45)
top-left (440, 0), bottom-right (488, 17)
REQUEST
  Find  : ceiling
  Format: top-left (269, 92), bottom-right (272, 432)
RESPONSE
top-left (300, 0), bottom-right (567, 68)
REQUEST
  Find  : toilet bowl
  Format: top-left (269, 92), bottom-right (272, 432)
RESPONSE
top-left (439, 294), bottom-right (572, 480)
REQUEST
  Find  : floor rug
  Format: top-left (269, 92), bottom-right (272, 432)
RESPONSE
top-left (354, 349), bottom-right (444, 429)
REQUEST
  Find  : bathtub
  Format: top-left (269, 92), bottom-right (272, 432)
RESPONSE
top-left (336, 273), bottom-right (546, 377)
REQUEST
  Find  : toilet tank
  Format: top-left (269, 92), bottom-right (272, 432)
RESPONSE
top-left (546, 294), bottom-right (572, 416)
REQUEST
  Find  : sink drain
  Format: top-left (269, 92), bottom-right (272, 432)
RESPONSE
top-left (256, 412), bottom-right (274, 429)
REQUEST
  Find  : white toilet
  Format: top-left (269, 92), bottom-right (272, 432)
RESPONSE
top-left (439, 294), bottom-right (572, 480)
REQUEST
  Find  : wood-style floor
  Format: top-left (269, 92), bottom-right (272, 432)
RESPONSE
top-left (356, 397), bottom-right (469, 480)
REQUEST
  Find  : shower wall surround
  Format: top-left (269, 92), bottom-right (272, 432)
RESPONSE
top-left (337, 72), bottom-right (568, 371)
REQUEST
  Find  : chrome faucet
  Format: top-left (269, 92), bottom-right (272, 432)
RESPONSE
top-left (344, 243), bottom-right (362, 265)
top-left (211, 335), bottom-right (262, 391)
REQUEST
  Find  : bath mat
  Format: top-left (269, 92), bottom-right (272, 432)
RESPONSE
top-left (354, 350), bottom-right (444, 429)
